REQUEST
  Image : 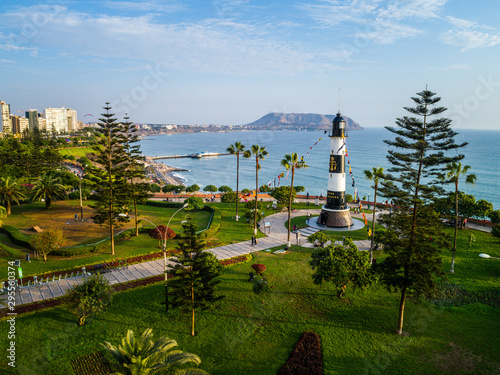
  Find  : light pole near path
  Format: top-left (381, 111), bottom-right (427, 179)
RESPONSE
top-left (121, 203), bottom-right (187, 312)
top-left (78, 166), bottom-right (86, 221)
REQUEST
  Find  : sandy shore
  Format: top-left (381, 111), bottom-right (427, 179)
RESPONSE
top-left (146, 157), bottom-right (186, 186)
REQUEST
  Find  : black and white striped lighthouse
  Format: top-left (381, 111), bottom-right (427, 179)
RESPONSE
top-left (317, 112), bottom-right (353, 227)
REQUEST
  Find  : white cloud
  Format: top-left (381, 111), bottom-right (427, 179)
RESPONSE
top-left (378, 0), bottom-right (447, 20)
top-left (441, 16), bottom-right (500, 51)
top-left (1, 6), bottom-right (338, 75)
top-left (301, 0), bottom-right (447, 43)
top-left (102, 0), bottom-right (186, 13)
top-left (441, 29), bottom-right (500, 51)
top-left (427, 64), bottom-right (472, 71)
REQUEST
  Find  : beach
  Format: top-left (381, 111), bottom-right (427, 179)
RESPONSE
top-left (145, 157), bottom-right (186, 186)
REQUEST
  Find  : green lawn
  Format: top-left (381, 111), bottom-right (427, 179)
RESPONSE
top-left (1, 243), bottom-right (499, 374)
top-left (0, 202), bottom-right (212, 279)
top-left (58, 147), bottom-right (94, 158)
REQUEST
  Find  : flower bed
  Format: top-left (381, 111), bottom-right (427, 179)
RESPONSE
top-left (278, 332), bottom-right (323, 375)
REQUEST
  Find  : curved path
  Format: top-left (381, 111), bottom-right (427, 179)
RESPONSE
top-left (2, 209), bottom-right (372, 307)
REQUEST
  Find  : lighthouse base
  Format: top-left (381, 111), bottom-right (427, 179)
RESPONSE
top-left (317, 206), bottom-right (353, 228)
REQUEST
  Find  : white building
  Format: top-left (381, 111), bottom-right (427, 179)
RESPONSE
top-left (0, 100), bottom-right (12, 134)
top-left (45, 107), bottom-right (69, 133)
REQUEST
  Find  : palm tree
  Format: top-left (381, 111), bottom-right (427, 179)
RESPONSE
top-left (244, 145), bottom-right (268, 236)
top-left (443, 162), bottom-right (476, 273)
top-left (227, 142), bottom-right (246, 221)
top-left (281, 153), bottom-right (308, 248)
top-left (0, 177), bottom-right (26, 215)
top-left (363, 167), bottom-right (384, 263)
top-left (101, 328), bottom-right (208, 375)
top-left (30, 174), bottom-right (67, 209)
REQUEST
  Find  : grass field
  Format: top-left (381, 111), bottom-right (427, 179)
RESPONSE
top-left (0, 201), bottom-right (212, 278)
top-left (1, 242), bottom-right (498, 374)
top-left (58, 147), bottom-right (94, 158)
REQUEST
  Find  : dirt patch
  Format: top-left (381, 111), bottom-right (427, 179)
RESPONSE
top-left (18, 204), bottom-right (109, 246)
top-left (431, 342), bottom-right (483, 374)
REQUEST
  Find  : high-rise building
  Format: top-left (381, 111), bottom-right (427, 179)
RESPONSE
top-left (38, 117), bottom-right (47, 131)
top-left (45, 107), bottom-right (69, 133)
top-left (11, 115), bottom-right (30, 134)
top-left (25, 109), bottom-right (39, 131)
top-left (1, 100), bottom-right (12, 134)
top-left (66, 108), bottom-right (78, 131)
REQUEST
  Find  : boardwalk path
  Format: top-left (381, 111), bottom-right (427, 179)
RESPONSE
top-left (4, 209), bottom-right (374, 306)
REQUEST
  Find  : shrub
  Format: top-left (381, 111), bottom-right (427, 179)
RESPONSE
top-left (145, 200), bottom-right (184, 209)
top-left (491, 225), bottom-right (500, 242)
top-left (307, 232), bottom-right (328, 247)
top-left (184, 196), bottom-right (204, 210)
top-left (66, 273), bottom-right (113, 326)
top-left (278, 332), bottom-right (323, 375)
top-left (148, 225), bottom-right (176, 240)
top-left (0, 224), bottom-right (34, 249)
top-left (251, 263), bottom-right (266, 275)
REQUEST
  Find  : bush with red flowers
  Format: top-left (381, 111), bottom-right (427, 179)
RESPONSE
top-left (148, 225), bottom-right (176, 240)
top-left (278, 332), bottom-right (323, 375)
top-left (251, 263), bottom-right (267, 275)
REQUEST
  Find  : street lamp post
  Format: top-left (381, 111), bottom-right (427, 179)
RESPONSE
top-left (140, 203), bottom-right (187, 312)
top-left (79, 166), bottom-right (86, 221)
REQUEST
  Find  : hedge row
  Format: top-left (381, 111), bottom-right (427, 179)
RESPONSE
top-left (0, 224), bottom-right (34, 249)
top-left (202, 206), bottom-right (221, 238)
top-left (145, 200), bottom-right (185, 209)
top-left (278, 332), bottom-right (323, 375)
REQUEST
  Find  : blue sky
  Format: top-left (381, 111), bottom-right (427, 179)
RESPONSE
top-left (1, 0), bottom-right (499, 129)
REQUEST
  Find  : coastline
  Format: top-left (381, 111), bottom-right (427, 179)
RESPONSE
top-left (145, 157), bottom-right (186, 186)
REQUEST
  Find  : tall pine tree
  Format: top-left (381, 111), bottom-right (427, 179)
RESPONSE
top-left (168, 217), bottom-right (223, 336)
top-left (91, 103), bottom-right (129, 255)
top-left (121, 114), bottom-right (150, 236)
top-left (378, 89), bottom-right (467, 335)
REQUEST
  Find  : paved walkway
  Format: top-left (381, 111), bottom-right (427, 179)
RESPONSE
top-left (7, 207), bottom-right (478, 307)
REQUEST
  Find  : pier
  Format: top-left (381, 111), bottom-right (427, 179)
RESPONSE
top-left (150, 152), bottom-right (230, 160)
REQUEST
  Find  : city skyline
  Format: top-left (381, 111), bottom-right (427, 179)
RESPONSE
top-left (1, 1), bottom-right (499, 129)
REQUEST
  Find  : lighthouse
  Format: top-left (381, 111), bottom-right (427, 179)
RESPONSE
top-left (317, 112), bottom-right (353, 227)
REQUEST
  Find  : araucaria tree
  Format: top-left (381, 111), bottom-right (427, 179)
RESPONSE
top-left (227, 141), bottom-right (245, 221)
top-left (363, 167), bottom-right (384, 262)
top-left (378, 89), bottom-right (467, 335)
top-left (244, 145), bottom-right (268, 235)
top-left (168, 217), bottom-right (223, 336)
top-left (91, 103), bottom-right (130, 255)
top-left (121, 114), bottom-right (150, 236)
top-left (281, 153), bottom-right (308, 248)
top-left (442, 162), bottom-right (476, 273)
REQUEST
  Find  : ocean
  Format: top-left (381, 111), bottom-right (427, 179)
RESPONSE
top-left (139, 128), bottom-right (500, 210)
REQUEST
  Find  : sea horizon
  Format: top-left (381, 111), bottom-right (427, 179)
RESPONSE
top-left (139, 128), bottom-right (500, 211)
